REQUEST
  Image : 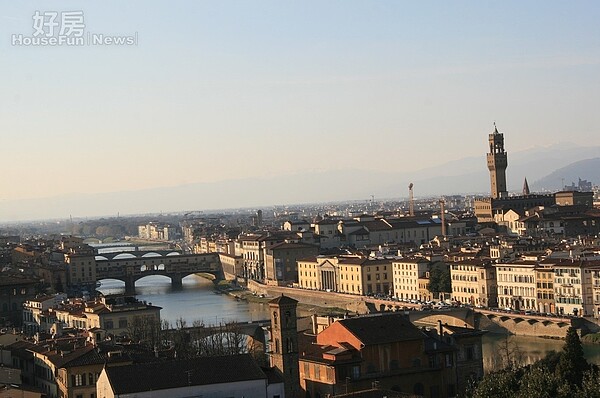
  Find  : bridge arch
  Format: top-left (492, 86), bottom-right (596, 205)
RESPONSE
top-left (165, 322), bottom-right (268, 357)
top-left (141, 252), bottom-right (162, 258)
top-left (95, 252), bottom-right (222, 294)
top-left (113, 253), bottom-right (137, 260)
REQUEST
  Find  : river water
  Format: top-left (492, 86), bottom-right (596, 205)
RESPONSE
top-left (97, 275), bottom-right (600, 372)
top-left (97, 274), bottom-right (270, 326)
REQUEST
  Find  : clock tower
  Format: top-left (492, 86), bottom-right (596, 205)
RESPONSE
top-left (487, 124), bottom-right (508, 199)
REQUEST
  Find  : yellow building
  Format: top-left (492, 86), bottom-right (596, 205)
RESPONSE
top-left (297, 256), bottom-right (393, 296)
top-left (52, 296), bottom-right (161, 337)
top-left (495, 261), bottom-right (537, 311)
top-left (449, 259), bottom-right (497, 308)
top-left (542, 258), bottom-right (594, 317)
top-left (392, 257), bottom-right (430, 301)
top-left (84, 296), bottom-right (161, 336)
top-left (534, 264), bottom-right (555, 314)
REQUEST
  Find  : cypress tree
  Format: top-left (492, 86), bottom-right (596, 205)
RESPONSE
top-left (556, 327), bottom-right (587, 387)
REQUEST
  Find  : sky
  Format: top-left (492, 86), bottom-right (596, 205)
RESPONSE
top-left (0, 1), bottom-right (599, 219)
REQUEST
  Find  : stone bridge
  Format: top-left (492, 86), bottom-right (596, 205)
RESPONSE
top-left (409, 308), bottom-right (479, 329)
top-left (364, 300), bottom-right (479, 328)
top-left (369, 302), bottom-right (597, 337)
top-left (95, 250), bottom-right (179, 261)
top-left (166, 320), bottom-right (270, 354)
top-left (476, 308), bottom-right (581, 338)
top-left (96, 251), bottom-right (222, 294)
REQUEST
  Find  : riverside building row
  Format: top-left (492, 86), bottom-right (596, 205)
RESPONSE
top-left (296, 253), bottom-right (600, 318)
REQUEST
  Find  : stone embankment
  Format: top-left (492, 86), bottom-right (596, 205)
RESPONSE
top-left (239, 280), bottom-right (600, 339)
top-left (245, 280), bottom-right (368, 315)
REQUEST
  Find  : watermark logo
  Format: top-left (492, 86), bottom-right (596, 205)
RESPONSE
top-left (11, 11), bottom-right (138, 47)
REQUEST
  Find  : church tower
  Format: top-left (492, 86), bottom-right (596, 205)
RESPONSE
top-left (487, 124), bottom-right (508, 199)
top-left (269, 295), bottom-right (300, 398)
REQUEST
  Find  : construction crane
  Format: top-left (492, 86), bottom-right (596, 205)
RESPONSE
top-left (408, 183), bottom-right (414, 216)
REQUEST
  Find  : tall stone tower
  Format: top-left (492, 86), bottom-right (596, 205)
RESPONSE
top-left (487, 124), bottom-right (508, 199)
top-left (269, 295), bottom-right (300, 398)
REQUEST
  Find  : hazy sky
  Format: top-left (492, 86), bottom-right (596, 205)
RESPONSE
top-left (1, 1), bottom-right (599, 206)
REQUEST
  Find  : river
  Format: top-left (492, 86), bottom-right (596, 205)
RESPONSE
top-left (97, 275), bottom-right (600, 372)
top-left (97, 274), bottom-right (270, 325)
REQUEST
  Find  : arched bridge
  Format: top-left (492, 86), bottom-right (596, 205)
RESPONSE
top-left (95, 250), bottom-right (181, 261)
top-left (367, 302), bottom-right (591, 337)
top-left (365, 300), bottom-right (479, 329)
top-left (165, 320), bottom-right (270, 354)
top-left (476, 308), bottom-right (580, 338)
top-left (96, 252), bottom-right (222, 294)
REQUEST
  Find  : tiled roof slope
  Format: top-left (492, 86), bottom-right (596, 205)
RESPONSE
top-left (106, 354), bottom-right (267, 394)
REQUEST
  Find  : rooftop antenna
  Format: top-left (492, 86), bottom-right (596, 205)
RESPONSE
top-left (408, 183), bottom-right (415, 216)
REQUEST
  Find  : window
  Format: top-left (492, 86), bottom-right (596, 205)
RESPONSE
top-left (429, 355), bottom-right (438, 368)
top-left (466, 346), bottom-right (474, 360)
top-left (352, 365), bottom-right (360, 380)
top-left (73, 374), bottom-right (84, 386)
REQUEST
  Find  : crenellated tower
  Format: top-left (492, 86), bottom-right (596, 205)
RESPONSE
top-left (487, 124), bottom-right (508, 199)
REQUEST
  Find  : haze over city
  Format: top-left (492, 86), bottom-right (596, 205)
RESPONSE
top-left (1, 1), bottom-right (599, 221)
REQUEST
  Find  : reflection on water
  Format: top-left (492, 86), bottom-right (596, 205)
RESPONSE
top-left (482, 333), bottom-right (600, 372)
top-left (97, 275), bottom-right (270, 325)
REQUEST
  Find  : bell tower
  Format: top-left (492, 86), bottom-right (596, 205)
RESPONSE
top-left (487, 123), bottom-right (508, 199)
top-left (269, 295), bottom-right (300, 398)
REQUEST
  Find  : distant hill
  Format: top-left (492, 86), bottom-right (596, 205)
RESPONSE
top-left (1, 143), bottom-right (600, 222)
top-left (532, 158), bottom-right (600, 191)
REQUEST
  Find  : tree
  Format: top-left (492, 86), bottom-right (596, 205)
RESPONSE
top-left (516, 366), bottom-right (559, 398)
top-left (556, 327), bottom-right (588, 387)
top-left (465, 369), bottom-right (519, 398)
top-left (465, 328), bottom-right (598, 398)
top-left (495, 336), bottom-right (524, 371)
top-left (428, 264), bottom-right (451, 299)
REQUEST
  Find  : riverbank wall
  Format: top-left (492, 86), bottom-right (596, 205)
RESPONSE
top-left (245, 280), bottom-right (600, 338)
top-left (246, 280), bottom-right (369, 314)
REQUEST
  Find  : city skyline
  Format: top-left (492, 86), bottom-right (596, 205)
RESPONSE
top-left (1, 1), bottom-right (599, 221)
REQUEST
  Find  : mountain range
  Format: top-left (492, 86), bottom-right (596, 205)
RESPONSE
top-left (1, 143), bottom-right (598, 222)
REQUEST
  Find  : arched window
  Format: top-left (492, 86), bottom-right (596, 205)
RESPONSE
top-left (273, 311), bottom-right (278, 327)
